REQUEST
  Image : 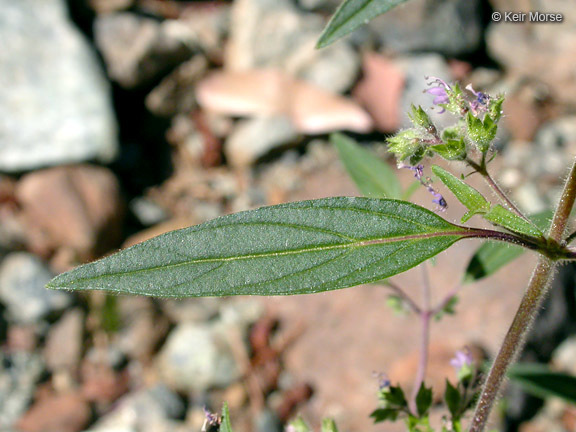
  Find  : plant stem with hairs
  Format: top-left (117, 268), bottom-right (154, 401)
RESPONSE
top-left (469, 158), bottom-right (576, 432)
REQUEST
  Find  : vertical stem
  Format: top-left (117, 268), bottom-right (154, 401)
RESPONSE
top-left (469, 158), bottom-right (576, 432)
top-left (410, 264), bottom-right (432, 413)
top-left (468, 256), bottom-right (554, 432)
top-left (549, 159), bottom-right (576, 242)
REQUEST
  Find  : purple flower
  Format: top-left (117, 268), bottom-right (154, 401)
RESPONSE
top-left (450, 348), bottom-right (473, 370)
top-left (399, 163), bottom-right (447, 211)
top-left (202, 407), bottom-right (220, 431)
top-left (425, 76), bottom-right (451, 112)
top-left (373, 371), bottom-right (391, 390)
top-left (429, 188), bottom-right (447, 211)
top-left (466, 84), bottom-right (490, 115)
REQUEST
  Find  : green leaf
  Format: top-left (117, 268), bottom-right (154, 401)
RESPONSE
top-left (431, 165), bottom-right (490, 222)
top-left (47, 198), bottom-right (467, 298)
top-left (321, 418), bottom-right (339, 432)
top-left (332, 133), bottom-right (402, 199)
top-left (221, 403), bottom-right (234, 432)
top-left (463, 241), bottom-right (524, 283)
top-left (288, 418), bottom-right (311, 432)
top-left (415, 383), bottom-right (433, 417)
top-left (430, 140), bottom-right (466, 161)
top-left (378, 384), bottom-right (408, 408)
top-left (465, 112), bottom-right (497, 153)
top-left (408, 105), bottom-right (433, 130)
top-left (370, 408), bottom-right (399, 423)
top-left (483, 205), bottom-right (543, 238)
top-left (464, 210), bottom-right (552, 283)
top-left (444, 380), bottom-right (461, 419)
top-left (508, 363), bottom-right (576, 405)
top-left (317, 0), bottom-right (410, 48)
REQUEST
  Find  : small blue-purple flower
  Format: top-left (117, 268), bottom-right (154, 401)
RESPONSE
top-left (202, 407), bottom-right (220, 431)
top-left (450, 348), bottom-right (473, 370)
top-left (425, 77), bottom-right (451, 112)
top-left (466, 84), bottom-right (490, 115)
top-left (451, 348), bottom-right (474, 381)
top-left (373, 371), bottom-right (391, 390)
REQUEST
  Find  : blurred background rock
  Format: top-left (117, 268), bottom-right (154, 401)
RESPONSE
top-left (0, 0), bottom-right (575, 431)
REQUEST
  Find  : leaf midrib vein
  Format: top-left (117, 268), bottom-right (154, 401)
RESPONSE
top-left (54, 229), bottom-right (467, 287)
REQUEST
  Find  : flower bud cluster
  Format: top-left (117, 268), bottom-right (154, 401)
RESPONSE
top-left (386, 78), bottom-right (505, 166)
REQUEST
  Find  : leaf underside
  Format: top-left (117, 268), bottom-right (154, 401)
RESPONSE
top-left (317, 0), bottom-right (410, 48)
top-left (47, 198), bottom-right (467, 298)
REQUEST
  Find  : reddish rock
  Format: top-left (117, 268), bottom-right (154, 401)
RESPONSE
top-left (353, 53), bottom-right (404, 132)
top-left (16, 392), bottom-right (91, 432)
top-left (81, 361), bottom-right (130, 405)
top-left (16, 165), bottom-right (124, 265)
top-left (196, 69), bottom-right (373, 135)
top-left (44, 309), bottom-right (84, 374)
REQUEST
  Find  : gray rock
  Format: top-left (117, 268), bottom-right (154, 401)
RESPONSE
top-left (156, 321), bottom-right (242, 392)
top-left (225, 116), bottom-right (300, 167)
top-left (0, 252), bottom-right (72, 323)
top-left (292, 38), bottom-right (360, 94)
top-left (129, 197), bottom-right (169, 227)
top-left (0, 352), bottom-right (44, 429)
top-left (95, 13), bottom-right (196, 88)
top-left (532, 116), bottom-right (576, 177)
top-left (370, 0), bottom-right (483, 56)
top-left (225, 0), bottom-right (359, 93)
top-left (395, 54), bottom-right (453, 129)
top-left (487, 0), bottom-right (576, 106)
top-left (86, 385), bottom-right (185, 432)
top-left (0, 0), bottom-right (118, 172)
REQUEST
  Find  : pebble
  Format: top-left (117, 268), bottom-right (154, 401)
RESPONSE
top-left (43, 309), bottom-right (84, 373)
top-left (16, 165), bottom-right (124, 263)
top-left (225, 0), bottom-right (359, 94)
top-left (225, 116), bottom-right (300, 168)
top-left (0, 351), bottom-right (45, 429)
top-left (369, 0), bottom-right (483, 56)
top-left (16, 392), bottom-right (91, 432)
top-left (156, 322), bottom-right (242, 392)
top-left (0, 0), bottom-right (118, 171)
top-left (94, 13), bottom-right (196, 88)
top-left (487, 0), bottom-right (576, 106)
top-left (86, 385), bottom-right (185, 432)
top-left (0, 253), bottom-right (71, 324)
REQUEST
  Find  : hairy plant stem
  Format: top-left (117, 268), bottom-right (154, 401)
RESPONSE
top-left (469, 159), bottom-right (576, 432)
top-left (410, 264), bottom-right (432, 414)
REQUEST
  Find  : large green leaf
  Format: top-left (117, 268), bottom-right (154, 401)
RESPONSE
top-left (317, 0), bottom-right (410, 48)
top-left (509, 363), bottom-right (576, 405)
top-left (47, 198), bottom-right (469, 298)
top-left (333, 133), bottom-right (402, 199)
top-left (432, 165), bottom-right (489, 223)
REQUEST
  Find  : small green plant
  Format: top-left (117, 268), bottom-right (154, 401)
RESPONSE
top-left (47, 3), bottom-right (576, 431)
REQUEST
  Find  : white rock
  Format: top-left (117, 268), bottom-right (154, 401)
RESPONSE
top-left (0, 0), bottom-right (118, 171)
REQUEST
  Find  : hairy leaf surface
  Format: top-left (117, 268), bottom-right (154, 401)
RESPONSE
top-left (317, 0), bottom-right (410, 48)
top-left (333, 133), bottom-right (401, 199)
top-left (48, 198), bottom-right (470, 298)
top-left (432, 165), bottom-right (489, 222)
